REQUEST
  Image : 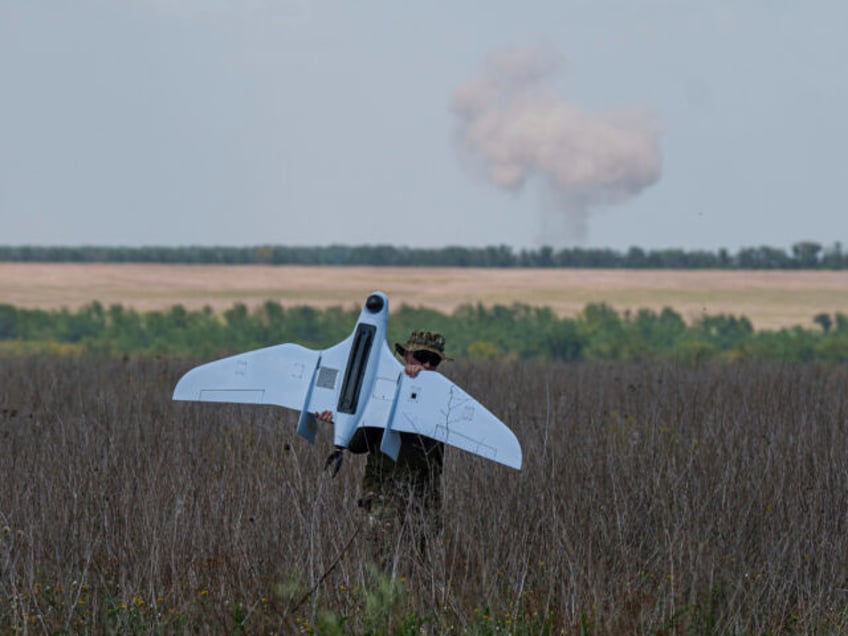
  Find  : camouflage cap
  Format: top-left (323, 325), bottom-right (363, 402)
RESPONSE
top-left (395, 330), bottom-right (452, 361)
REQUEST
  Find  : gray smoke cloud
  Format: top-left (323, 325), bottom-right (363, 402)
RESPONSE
top-left (452, 46), bottom-right (662, 244)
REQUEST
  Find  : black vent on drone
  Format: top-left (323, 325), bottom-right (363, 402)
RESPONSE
top-left (337, 323), bottom-right (376, 414)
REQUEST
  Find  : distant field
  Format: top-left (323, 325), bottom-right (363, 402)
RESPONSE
top-left (2, 263), bottom-right (847, 330)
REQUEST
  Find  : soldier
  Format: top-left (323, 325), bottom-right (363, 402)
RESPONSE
top-left (316, 330), bottom-right (450, 566)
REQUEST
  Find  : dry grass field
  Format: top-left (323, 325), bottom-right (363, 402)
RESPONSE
top-left (2, 356), bottom-right (848, 633)
top-left (2, 263), bottom-right (848, 330)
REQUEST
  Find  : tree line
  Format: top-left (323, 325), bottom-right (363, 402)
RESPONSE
top-left (1, 241), bottom-right (846, 269)
top-left (1, 300), bottom-right (846, 363)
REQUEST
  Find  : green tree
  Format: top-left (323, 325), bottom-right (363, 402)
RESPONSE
top-left (695, 314), bottom-right (753, 351)
top-left (813, 313), bottom-right (832, 333)
top-left (791, 241), bottom-right (822, 268)
top-left (544, 319), bottom-right (585, 361)
top-left (0, 304), bottom-right (18, 339)
top-left (579, 303), bottom-right (627, 360)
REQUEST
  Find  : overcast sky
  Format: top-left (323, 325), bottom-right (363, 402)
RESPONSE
top-left (1, 1), bottom-right (846, 252)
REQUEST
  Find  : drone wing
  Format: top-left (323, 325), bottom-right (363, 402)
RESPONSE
top-left (172, 343), bottom-right (321, 409)
top-left (387, 370), bottom-right (522, 469)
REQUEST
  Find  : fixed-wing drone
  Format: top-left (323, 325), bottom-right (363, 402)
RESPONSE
top-left (172, 291), bottom-right (522, 470)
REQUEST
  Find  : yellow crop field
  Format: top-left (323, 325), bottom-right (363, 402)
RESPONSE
top-left (2, 262), bottom-right (847, 330)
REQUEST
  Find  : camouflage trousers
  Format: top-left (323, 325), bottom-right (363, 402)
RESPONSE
top-left (357, 481), bottom-right (442, 570)
top-left (354, 436), bottom-right (444, 570)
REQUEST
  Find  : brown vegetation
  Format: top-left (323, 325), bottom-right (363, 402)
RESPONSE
top-left (2, 356), bottom-right (847, 632)
top-left (3, 263), bottom-right (848, 329)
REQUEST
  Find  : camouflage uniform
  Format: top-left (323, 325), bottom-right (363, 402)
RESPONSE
top-left (349, 330), bottom-right (450, 565)
top-left (349, 427), bottom-right (443, 566)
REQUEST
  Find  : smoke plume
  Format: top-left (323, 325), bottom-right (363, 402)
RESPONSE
top-left (452, 46), bottom-right (662, 243)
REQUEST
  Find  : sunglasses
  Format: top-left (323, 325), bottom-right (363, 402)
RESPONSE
top-left (412, 350), bottom-right (442, 367)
